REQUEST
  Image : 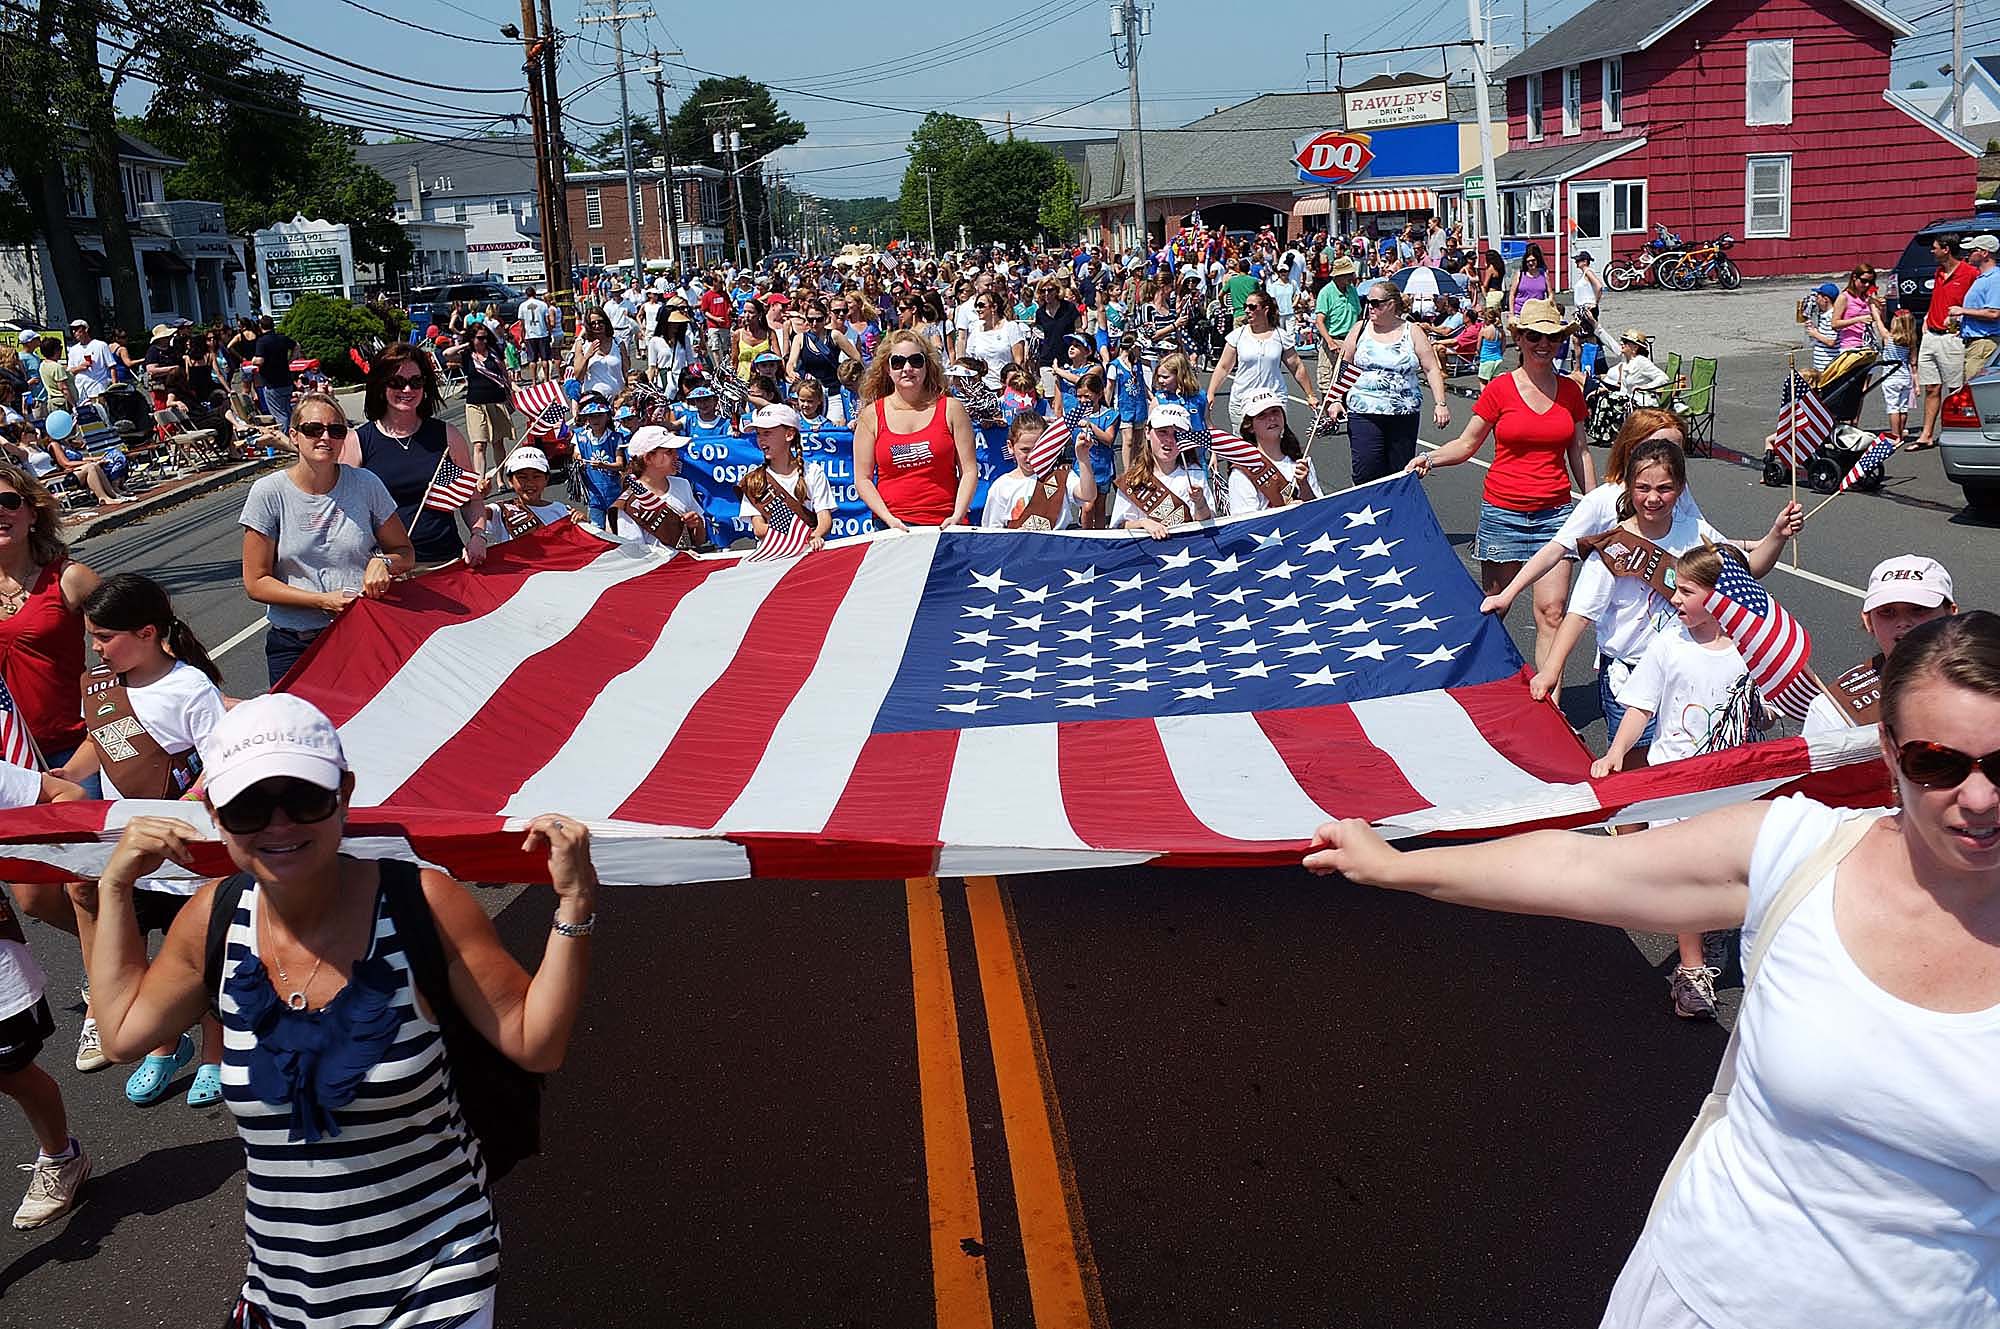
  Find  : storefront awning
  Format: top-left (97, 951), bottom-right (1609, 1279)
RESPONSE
top-left (1344, 188), bottom-right (1438, 214)
top-left (141, 248), bottom-right (192, 274)
top-left (1291, 195), bottom-right (1332, 219)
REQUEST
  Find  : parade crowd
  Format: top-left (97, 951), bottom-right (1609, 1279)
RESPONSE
top-left (0, 220), bottom-right (1993, 1329)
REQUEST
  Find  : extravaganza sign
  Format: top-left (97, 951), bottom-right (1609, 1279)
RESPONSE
top-left (1343, 79), bottom-right (1450, 130)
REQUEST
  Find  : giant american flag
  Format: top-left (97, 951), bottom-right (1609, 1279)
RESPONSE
top-left (0, 477), bottom-right (1887, 885)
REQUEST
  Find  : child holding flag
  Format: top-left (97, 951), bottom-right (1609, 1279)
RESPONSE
top-left (1590, 544), bottom-right (1773, 1018)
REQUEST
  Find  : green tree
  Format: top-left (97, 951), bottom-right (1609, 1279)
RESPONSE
top-left (898, 112), bottom-right (988, 240)
top-left (583, 116), bottom-right (665, 170)
top-left (277, 291), bottom-right (399, 385)
top-left (1036, 161), bottom-right (1083, 245)
top-left (948, 139), bottom-right (1063, 247)
top-left (663, 76), bottom-right (807, 260)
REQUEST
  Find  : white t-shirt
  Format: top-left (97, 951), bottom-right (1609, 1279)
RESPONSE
top-left (68, 339), bottom-right (113, 399)
top-left (1614, 625), bottom-right (1754, 764)
top-left (954, 299), bottom-right (980, 343)
top-left (1225, 457), bottom-right (1310, 515)
top-left (980, 467), bottom-right (1089, 529)
top-left (736, 464), bottom-right (832, 528)
top-left (480, 498), bottom-right (571, 544)
top-left (1224, 325), bottom-right (1293, 403)
top-left (619, 476), bottom-right (703, 548)
top-left (1109, 465), bottom-right (1203, 528)
top-left (95, 661), bottom-right (227, 897)
top-left (577, 345), bottom-right (625, 401)
top-left (963, 321), bottom-right (1028, 389)
top-left (1802, 687), bottom-right (1862, 736)
top-left (1553, 483), bottom-right (1705, 554)
top-left (1648, 794), bottom-right (2000, 1329)
top-left (1567, 509), bottom-right (1725, 664)
top-left (602, 301), bottom-right (633, 334)
top-left (0, 758), bottom-right (47, 1020)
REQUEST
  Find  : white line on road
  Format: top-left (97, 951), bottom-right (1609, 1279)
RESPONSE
top-left (212, 618), bottom-right (269, 659)
top-left (1286, 392), bottom-right (1866, 601)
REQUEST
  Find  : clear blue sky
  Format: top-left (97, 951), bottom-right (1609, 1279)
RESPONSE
top-left (211, 0), bottom-right (1986, 198)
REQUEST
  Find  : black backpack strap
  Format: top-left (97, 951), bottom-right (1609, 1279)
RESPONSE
top-left (203, 874), bottom-right (252, 1020)
top-left (377, 860), bottom-right (456, 1026)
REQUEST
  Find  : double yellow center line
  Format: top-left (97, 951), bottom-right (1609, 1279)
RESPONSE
top-left (905, 876), bottom-right (1107, 1329)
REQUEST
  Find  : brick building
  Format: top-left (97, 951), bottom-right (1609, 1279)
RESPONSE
top-left (566, 165), bottom-right (728, 271)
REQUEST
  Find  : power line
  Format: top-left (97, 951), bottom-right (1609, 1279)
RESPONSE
top-left (190, 0), bottom-right (526, 95)
top-left (768, 0), bottom-right (1083, 88)
top-left (331, 0), bottom-right (518, 45)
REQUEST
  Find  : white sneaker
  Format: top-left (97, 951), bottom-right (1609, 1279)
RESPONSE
top-left (75, 1019), bottom-right (108, 1073)
top-left (13, 1143), bottom-right (89, 1230)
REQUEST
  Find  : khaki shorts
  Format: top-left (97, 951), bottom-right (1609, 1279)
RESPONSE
top-left (1963, 336), bottom-right (1998, 383)
top-left (1916, 327), bottom-right (1965, 391)
top-left (463, 401), bottom-right (515, 450)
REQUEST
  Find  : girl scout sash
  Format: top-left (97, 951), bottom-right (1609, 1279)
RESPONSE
top-left (1117, 473), bottom-right (1210, 527)
top-left (616, 483), bottom-right (695, 548)
top-left (1010, 467), bottom-right (1072, 531)
top-left (81, 665), bottom-right (201, 800)
top-left (1576, 527), bottom-right (1678, 600)
top-left (497, 501), bottom-right (548, 540)
top-left (752, 468), bottom-right (816, 534)
top-left (1824, 657), bottom-right (1882, 726)
top-left (1233, 452), bottom-right (1313, 508)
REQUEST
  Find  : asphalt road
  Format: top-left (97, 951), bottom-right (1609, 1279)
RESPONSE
top-left (5, 348), bottom-right (1992, 1327)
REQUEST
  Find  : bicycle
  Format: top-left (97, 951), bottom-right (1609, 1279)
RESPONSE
top-left (1603, 223), bottom-right (1689, 291)
top-left (1656, 234), bottom-right (1741, 291)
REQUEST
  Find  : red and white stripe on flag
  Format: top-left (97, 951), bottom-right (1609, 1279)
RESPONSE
top-left (1025, 406), bottom-right (1088, 476)
top-left (0, 675), bottom-right (39, 771)
top-left (1772, 391), bottom-right (1832, 469)
top-left (0, 521), bottom-right (1891, 887)
top-left (745, 512), bottom-right (814, 562)
top-left (1203, 429), bottom-right (1262, 468)
top-left (423, 456), bottom-right (484, 513)
top-left (512, 381), bottom-right (569, 439)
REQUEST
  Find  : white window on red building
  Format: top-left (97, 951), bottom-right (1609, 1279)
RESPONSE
top-left (1612, 180), bottom-right (1646, 232)
top-left (1526, 75), bottom-right (1544, 141)
top-left (1746, 39), bottom-right (1793, 126)
top-left (589, 244), bottom-right (606, 265)
top-left (1503, 186), bottom-right (1554, 236)
top-left (1563, 66), bottom-right (1581, 135)
top-left (585, 187), bottom-right (603, 228)
top-left (1602, 57), bottom-right (1624, 130)
top-left (1745, 154), bottom-right (1792, 237)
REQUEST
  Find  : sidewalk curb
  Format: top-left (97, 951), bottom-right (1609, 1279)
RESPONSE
top-left (66, 458), bottom-right (279, 541)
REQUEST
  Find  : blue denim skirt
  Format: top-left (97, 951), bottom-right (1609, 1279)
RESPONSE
top-left (1474, 499), bottom-right (1574, 563)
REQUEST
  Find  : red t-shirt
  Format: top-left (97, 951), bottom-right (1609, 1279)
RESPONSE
top-left (700, 290), bottom-right (731, 330)
top-left (1473, 371), bottom-right (1586, 512)
top-left (1928, 260), bottom-right (1977, 334)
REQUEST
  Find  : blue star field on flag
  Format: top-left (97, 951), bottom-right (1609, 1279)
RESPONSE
top-left (874, 474), bottom-right (1524, 733)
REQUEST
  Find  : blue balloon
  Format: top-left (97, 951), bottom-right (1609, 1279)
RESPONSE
top-left (562, 377), bottom-right (582, 401)
top-left (44, 410), bottom-right (75, 440)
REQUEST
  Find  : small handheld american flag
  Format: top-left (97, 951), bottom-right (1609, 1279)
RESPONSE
top-left (512, 381), bottom-right (569, 440)
top-left (1025, 404), bottom-right (1089, 477)
top-left (745, 483), bottom-right (816, 563)
top-left (1836, 432), bottom-right (1897, 493)
top-left (0, 673), bottom-right (42, 772)
top-left (422, 454), bottom-right (485, 514)
top-left (1705, 551), bottom-right (1819, 721)
top-left (1771, 374), bottom-right (1833, 471)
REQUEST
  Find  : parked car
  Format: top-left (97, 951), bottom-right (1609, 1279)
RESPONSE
top-left (1941, 358), bottom-right (2000, 517)
top-left (405, 279), bottom-right (528, 334)
top-left (759, 249), bottom-right (800, 273)
top-left (1889, 199), bottom-right (2000, 319)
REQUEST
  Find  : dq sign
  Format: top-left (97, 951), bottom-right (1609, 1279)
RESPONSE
top-left (1293, 131), bottom-right (1375, 186)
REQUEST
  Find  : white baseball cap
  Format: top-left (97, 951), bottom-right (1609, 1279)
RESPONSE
top-left (503, 446), bottom-right (551, 475)
top-left (1234, 389), bottom-right (1287, 422)
top-left (751, 403), bottom-right (801, 431)
top-left (1148, 402), bottom-right (1191, 431)
top-left (1863, 555), bottom-right (1955, 612)
top-left (198, 694), bottom-right (348, 811)
top-left (626, 425), bottom-right (689, 458)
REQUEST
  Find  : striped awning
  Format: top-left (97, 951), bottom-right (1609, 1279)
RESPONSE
top-left (1291, 195), bottom-right (1332, 219)
top-left (1344, 188), bottom-right (1438, 214)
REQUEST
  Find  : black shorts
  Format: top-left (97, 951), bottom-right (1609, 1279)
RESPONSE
top-left (0, 998), bottom-right (55, 1074)
top-left (524, 336), bottom-right (552, 363)
top-left (133, 889), bottom-right (190, 937)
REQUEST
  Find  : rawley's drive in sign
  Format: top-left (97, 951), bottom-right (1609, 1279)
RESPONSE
top-left (1343, 79), bottom-right (1449, 131)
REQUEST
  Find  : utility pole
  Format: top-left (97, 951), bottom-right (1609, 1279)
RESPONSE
top-left (1112, 1), bottom-right (1151, 256)
top-left (1468, 0), bottom-right (1503, 257)
top-left (536, 0), bottom-right (571, 302)
top-left (922, 166), bottom-right (937, 255)
top-left (507, 1), bottom-right (559, 291)
top-left (1952, 0), bottom-right (1966, 135)
top-left (645, 51), bottom-right (683, 272)
top-left (1522, 0), bottom-right (1530, 59)
top-left (580, 4), bottom-right (654, 276)
top-left (1307, 33), bottom-right (1333, 92)
top-left (704, 98), bottom-right (752, 266)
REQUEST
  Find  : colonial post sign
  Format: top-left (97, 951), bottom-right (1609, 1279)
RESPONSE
top-left (252, 215), bottom-right (356, 314)
top-left (1293, 131), bottom-right (1375, 187)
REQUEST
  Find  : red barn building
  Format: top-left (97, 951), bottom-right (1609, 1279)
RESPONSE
top-left (1486, 0), bottom-right (1978, 285)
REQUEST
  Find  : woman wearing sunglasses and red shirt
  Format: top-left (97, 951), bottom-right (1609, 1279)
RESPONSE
top-left (1308, 611), bottom-right (2000, 1329)
top-left (852, 332), bottom-right (978, 532)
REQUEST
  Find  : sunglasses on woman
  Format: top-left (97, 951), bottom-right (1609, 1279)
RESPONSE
top-left (293, 420), bottom-right (349, 440)
top-left (1517, 329), bottom-right (1557, 343)
top-left (387, 374), bottom-right (425, 390)
top-left (216, 777), bottom-right (341, 836)
top-left (889, 353), bottom-right (926, 370)
top-left (0, 492), bottom-right (27, 511)
top-left (1886, 732), bottom-right (2000, 790)
top-left (1363, 296), bottom-right (1395, 308)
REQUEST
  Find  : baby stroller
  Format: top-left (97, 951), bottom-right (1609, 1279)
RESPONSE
top-left (1761, 348), bottom-right (1895, 492)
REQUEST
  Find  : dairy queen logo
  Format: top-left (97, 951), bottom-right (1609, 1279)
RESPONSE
top-left (1293, 131), bottom-right (1374, 186)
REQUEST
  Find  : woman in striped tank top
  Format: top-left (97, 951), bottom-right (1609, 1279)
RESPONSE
top-left (67, 694), bottom-right (598, 1329)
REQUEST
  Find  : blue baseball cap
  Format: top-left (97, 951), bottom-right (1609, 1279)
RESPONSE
top-left (1813, 282), bottom-right (1840, 299)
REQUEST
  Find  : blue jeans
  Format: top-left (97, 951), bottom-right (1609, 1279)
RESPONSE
top-left (260, 385), bottom-right (294, 433)
top-left (1347, 412), bottom-right (1420, 485)
top-left (265, 624), bottom-right (322, 687)
top-left (1599, 654), bottom-right (1658, 747)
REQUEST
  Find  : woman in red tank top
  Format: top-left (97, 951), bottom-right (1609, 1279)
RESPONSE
top-left (853, 331), bottom-right (978, 530)
top-left (0, 461), bottom-right (101, 932)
